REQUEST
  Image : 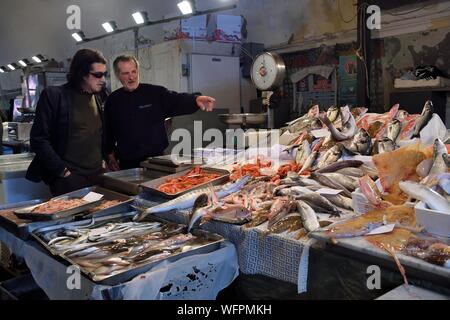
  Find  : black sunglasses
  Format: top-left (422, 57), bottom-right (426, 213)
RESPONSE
top-left (90, 71), bottom-right (108, 78)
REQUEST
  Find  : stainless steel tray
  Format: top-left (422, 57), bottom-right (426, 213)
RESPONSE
top-left (140, 167), bottom-right (230, 199)
top-left (101, 168), bottom-right (154, 195)
top-left (0, 199), bottom-right (75, 239)
top-left (13, 192), bottom-right (103, 221)
top-left (63, 186), bottom-right (133, 218)
top-left (32, 212), bottom-right (224, 286)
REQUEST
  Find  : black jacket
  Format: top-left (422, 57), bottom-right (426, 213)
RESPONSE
top-left (26, 83), bottom-right (108, 184)
top-left (104, 84), bottom-right (198, 161)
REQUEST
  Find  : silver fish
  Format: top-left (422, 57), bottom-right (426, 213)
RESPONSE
top-left (320, 106), bottom-right (357, 141)
top-left (327, 105), bottom-right (340, 123)
top-left (295, 140), bottom-right (311, 165)
top-left (296, 200), bottom-right (320, 232)
top-left (377, 137), bottom-right (396, 154)
top-left (428, 138), bottom-right (448, 177)
top-left (345, 128), bottom-right (372, 155)
top-left (322, 194), bottom-right (354, 211)
top-left (416, 158), bottom-right (433, 178)
top-left (295, 193), bottom-right (341, 217)
top-left (310, 173), bottom-right (352, 197)
top-left (335, 167), bottom-right (364, 177)
top-left (322, 173), bottom-right (359, 191)
top-left (299, 151), bottom-right (318, 174)
top-left (386, 119), bottom-right (402, 142)
top-left (316, 145), bottom-right (342, 169)
top-left (444, 154), bottom-right (450, 168)
top-left (437, 173), bottom-right (450, 195)
top-left (413, 100), bottom-right (433, 138)
top-left (396, 110), bottom-right (409, 120)
top-left (136, 175), bottom-right (251, 220)
top-left (316, 160), bottom-right (363, 173)
top-left (399, 181), bottom-right (450, 212)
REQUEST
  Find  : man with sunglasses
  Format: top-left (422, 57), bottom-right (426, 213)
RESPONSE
top-left (104, 55), bottom-right (215, 170)
top-left (26, 49), bottom-right (109, 196)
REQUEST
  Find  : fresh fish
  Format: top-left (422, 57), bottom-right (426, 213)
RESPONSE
top-left (316, 145), bottom-right (342, 169)
top-left (316, 160), bottom-right (363, 173)
top-left (329, 222), bottom-right (384, 239)
top-left (310, 172), bottom-right (352, 197)
top-left (268, 199), bottom-right (296, 228)
top-left (444, 154), bottom-right (450, 168)
top-left (295, 193), bottom-right (341, 217)
top-left (322, 173), bottom-right (359, 191)
top-left (296, 200), bottom-right (320, 232)
top-left (268, 212), bottom-right (302, 234)
top-left (295, 140), bottom-right (311, 165)
top-left (399, 181), bottom-right (450, 212)
top-left (345, 128), bottom-right (372, 155)
top-left (297, 178), bottom-right (323, 188)
top-left (136, 176), bottom-right (251, 220)
top-left (335, 167), bottom-right (364, 177)
top-left (245, 210), bottom-right (269, 228)
top-left (206, 205), bottom-right (251, 224)
top-left (322, 194), bottom-right (354, 211)
top-left (396, 110), bottom-right (409, 120)
top-left (386, 119), bottom-right (402, 142)
top-left (412, 100), bottom-right (434, 138)
top-left (289, 186), bottom-right (315, 195)
top-left (327, 105), bottom-right (340, 123)
top-left (299, 151), bottom-right (318, 174)
top-left (320, 106), bottom-right (357, 141)
top-left (428, 138), bottom-right (448, 177)
top-left (351, 107), bottom-right (368, 119)
top-left (377, 137), bottom-right (396, 154)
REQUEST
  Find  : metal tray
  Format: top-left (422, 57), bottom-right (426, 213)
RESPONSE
top-left (13, 193), bottom-right (103, 221)
top-left (32, 212), bottom-right (224, 286)
top-left (0, 199), bottom-right (75, 239)
top-left (140, 167), bottom-right (230, 199)
top-left (101, 168), bottom-right (154, 195)
top-left (61, 186), bottom-right (134, 218)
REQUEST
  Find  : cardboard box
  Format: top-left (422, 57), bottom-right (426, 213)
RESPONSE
top-left (208, 14), bottom-right (242, 42)
top-left (163, 14), bottom-right (207, 41)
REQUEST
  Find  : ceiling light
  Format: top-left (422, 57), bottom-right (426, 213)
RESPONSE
top-left (32, 56), bottom-right (42, 63)
top-left (178, 1), bottom-right (193, 15)
top-left (132, 11), bottom-right (148, 25)
top-left (18, 60), bottom-right (28, 67)
top-left (102, 21), bottom-right (117, 33)
top-left (72, 31), bottom-right (85, 42)
top-left (0, 67), bottom-right (5, 73)
top-left (7, 64), bottom-right (15, 70)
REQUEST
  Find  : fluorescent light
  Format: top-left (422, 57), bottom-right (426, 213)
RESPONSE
top-left (7, 64), bottom-right (15, 70)
top-left (0, 68), bottom-right (5, 73)
top-left (18, 60), bottom-right (27, 67)
top-left (32, 56), bottom-right (42, 63)
top-left (178, 1), bottom-right (193, 15)
top-left (132, 11), bottom-right (147, 24)
top-left (102, 21), bottom-right (116, 33)
top-left (72, 32), bottom-right (83, 42)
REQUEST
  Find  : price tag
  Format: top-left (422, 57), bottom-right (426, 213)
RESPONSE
top-left (82, 192), bottom-right (104, 203)
top-left (366, 224), bottom-right (395, 236)
top-left (317, 188), bottom-right (343, 195)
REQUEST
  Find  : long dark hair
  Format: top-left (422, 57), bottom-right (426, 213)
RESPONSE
top-left (67, 49), bottom-right (107, 89)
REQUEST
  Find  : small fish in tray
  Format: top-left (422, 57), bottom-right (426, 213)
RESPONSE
top-left (33, 213), bottom-right (224, 284)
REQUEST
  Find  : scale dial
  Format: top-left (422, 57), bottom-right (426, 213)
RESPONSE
top-left (250, 52), bottom-right (286, 91)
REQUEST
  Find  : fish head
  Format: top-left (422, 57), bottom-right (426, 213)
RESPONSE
top-left (308, 105), bottom-right (320, 118)
top-left (340, 105), bottom-right (351, 124)
top-left (424, 100), bottom-right (434, 114)
top-left (327, 106), bottom-right (339, 122)
top-left (354, 128), bottom-right (371, 143)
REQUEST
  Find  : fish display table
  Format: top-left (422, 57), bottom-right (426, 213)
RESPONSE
top-left (0, 223), bottom-right (239, 300)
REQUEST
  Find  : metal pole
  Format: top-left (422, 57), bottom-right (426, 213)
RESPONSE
top-left (134, 28), bottom-right (139, 59)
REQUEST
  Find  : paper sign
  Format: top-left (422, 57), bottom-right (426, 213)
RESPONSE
top-left (311, 129), bottom-right (330, 138)
top-left (366, 223), bottom-right (395, 236)
top-left (82, 192), bottom-right (104, 203)
top-left (317, 188), bottom-right (343, 195)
